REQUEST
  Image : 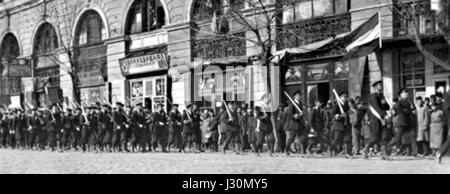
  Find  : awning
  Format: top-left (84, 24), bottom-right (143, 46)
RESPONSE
top-left (193, 55), bottom-right (250, 69)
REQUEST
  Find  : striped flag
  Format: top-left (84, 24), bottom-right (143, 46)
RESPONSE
top-left (343, 12), bottom-right (381, 60)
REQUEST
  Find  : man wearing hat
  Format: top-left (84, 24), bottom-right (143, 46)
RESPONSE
top-left (284, 91), bottom-right (306, 156)
top-left (27, 107), bottom-right (42, 150)
top-left (131, 103), bottom-right (147, 152)
top-left (168, 104), bottom-right (183, 152)
top-left (387, 88), bottom-right (417, 158)
top-left (330, 92), bottom-right (350, 157)
top-left (88, 105), bottom-right (100, 152)
top-left (0, 110), bottom-right (8, 148)
top-left (181, 104), bottom-right (195, 153)
top-left (71, 108), bottom-right (83, 150)
top-left (80, 106), bottom-right (93, 152)
top-left (98, 104), bottom-right (113, 152)
top-left (112, 102), bottom-right (127, 152)
top-left (220, 102), bottom-right (240, 154)
top-left (45, 104), bottom-right (61, 152)
top-left (152, 103), bottom-right (169, 152)
top-left (60, 108), bottom-right (73, 152)
top-left (362, 81), bottom-right (391, 159)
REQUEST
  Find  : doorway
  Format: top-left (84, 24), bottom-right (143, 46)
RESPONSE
top-left (307, 82), bottom-right (330, 107)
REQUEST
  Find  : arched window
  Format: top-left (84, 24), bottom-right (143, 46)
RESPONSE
top-left (126, 0), bottom-right (166, 34)
top-left (34, 23), bottom-right (58, 55)
top-left (75, 10), bottom-right (106, 46)
top-left (0, 33), bottom-right (20, 60)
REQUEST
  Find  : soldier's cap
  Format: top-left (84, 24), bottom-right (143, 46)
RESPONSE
top-left (436, 93), bottom-right (443, 98)
top-left (115, 102), bottom-right (124, 106)
top-left (293, 91), bottom-right (301, 96)
top-left (398, 88), bottom-right (408, 95)
top-left (125, 105), bottom-right (132, 109)
top-left (102, 104), bottom-right (110, 108)
top-left (173, 104), bottom-right (179, 107)
top-left (339, 92), bottom-right (348, 97)
top-left (186, 104), bottom-right (193, 109)
top-left (372, 80), bottom-right (383, 87)
top-left (65, 108), bottom-right (72, 111)
top-left (156, 103), bottom-right (164, 107)
top-left (136, 103), bottom-right (143, 107)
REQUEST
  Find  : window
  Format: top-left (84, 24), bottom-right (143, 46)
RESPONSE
top-left (400, 52), bottom-right (426, 100)
top-left (126, 0), bottom-right (166, 34)
top-left (34, 23), bottom-right (58, 55)
top-left (76, 11), bottom-right (106, 46)
top-left (282, 0), bottom-right (349, 24)
top-left (0, 33), bottom-right (20, 60)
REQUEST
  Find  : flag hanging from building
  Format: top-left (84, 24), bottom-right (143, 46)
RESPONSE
top-left (343, 12), bottom-right (381, 60)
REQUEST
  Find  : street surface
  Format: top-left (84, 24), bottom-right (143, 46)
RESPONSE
top-left (0, 150), bottom-right (449, 174)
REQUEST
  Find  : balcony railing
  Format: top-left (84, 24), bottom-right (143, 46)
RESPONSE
top-left (277, 13), bottom-right (352, 50)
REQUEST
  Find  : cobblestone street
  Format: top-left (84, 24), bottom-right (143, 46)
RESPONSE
top-left (0, 150), bottom-right (449, 174)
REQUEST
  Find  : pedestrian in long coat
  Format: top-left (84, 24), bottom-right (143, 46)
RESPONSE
top-left (430, 103), bottom-right (445, 151)
top-left (415, 97), bottom-right (430, 155)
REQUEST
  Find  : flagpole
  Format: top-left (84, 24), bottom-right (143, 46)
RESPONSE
top-left (378, 5), bottom-right (383, 49)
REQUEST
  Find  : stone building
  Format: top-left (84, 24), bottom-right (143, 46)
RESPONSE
top-left (0, 0), bottom-right (448, 110)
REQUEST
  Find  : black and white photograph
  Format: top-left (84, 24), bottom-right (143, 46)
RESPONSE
top-left (1, 0), bottom-right (450, 184)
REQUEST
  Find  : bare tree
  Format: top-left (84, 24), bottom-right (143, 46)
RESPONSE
top-left (45, 0), bottom-right (84, 104)
top-left (394, 0), bottom-right (450, 70)
top-left (190, 0), bottom-right (302, 149)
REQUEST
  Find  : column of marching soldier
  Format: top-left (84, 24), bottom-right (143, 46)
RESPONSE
top-left (1, 80), bottom-right (450, 163)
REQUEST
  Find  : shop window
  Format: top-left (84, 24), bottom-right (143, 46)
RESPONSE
top-left (400, 51), bottom-right (426, 99)
top-left (433, 47), bottom-right (450, 74)
top-left (126, 0), bottom-right (166, 35)
top-left (282, 0), bottom-right (349, 24)
top-left (76, 10), bottom-right (106, 46)
top-left (0, 33), bottom-right (19, 61)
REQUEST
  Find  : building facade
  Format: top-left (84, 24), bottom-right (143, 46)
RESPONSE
top-left (0, 0), bottom-right (448, 110)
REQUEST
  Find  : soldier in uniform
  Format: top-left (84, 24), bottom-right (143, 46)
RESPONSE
top-left (27, 108), bottom-right (42, 150)
top-left (362, 81), bottom-right (391, 160)
top-left (220, 102), bottom-right (239, 155)
top-left (98, 104), bottom-right (113, 152)
top-left (0, 111), bottom-right (7, 148)
top-left (181, 104), bottom-right (195, 153)
top-left (121, 105), bottom-right (133, 152)
top-left (112, 102), bottom-right (126, 152)
top-left (152, 103), bottom-right (169, 152)
top-left (284, 91), bottom-right (306, 156)
top-left (388, 88), bottom-right (417, 157)
top-left (132, 103), bottom-right (147, 153)
top-left (79, 106), bottom-right (92, 152)
top-left (254, 106), bottom-right (274, 157)
top-left (71, 108), bottom-right (82, 150)
top-left (330, 92), bottom-right (350, 157)
top-left (46, 104), bottom-right (61, 152)
top-left (60, 108), bottom-right (73, 151)
top-left (14, 109), bottom-right (27, 150)
top-left (89, 106), bottom-right (100, 152)
top-left (143, 106), bottom-right (153, 152)
top-left (167, 104), bottom-right (183, 152)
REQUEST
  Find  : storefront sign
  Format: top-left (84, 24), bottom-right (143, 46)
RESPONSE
top-left (1, 58), bottom-right (32, 77)
top-left (307, 63), bottom-right (328, 82)
top-left (10, 95), bottom-right (21, 109)
top-left (119, 53), bottom-right (168, 76)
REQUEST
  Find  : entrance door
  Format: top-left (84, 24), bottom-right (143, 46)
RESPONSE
top-left (307, 83), bottom-right (329, 107)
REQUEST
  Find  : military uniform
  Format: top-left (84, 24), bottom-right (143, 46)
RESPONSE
top-left (220, 109), bottom-right (239, 153)
top-left (168, 109), bottom-right (183, 151)
top-left (284, 102), bottom-right (306, 155)
top-left (132, 110), bottom-right (147, 152)
top-left (61, 113), bottom-right (73, 150)
top-left (152, 110), bottom-right (168, 152)
top-left (46, 111), bottom-right (61, 151)
top-left (0, 114), bottom-right (8, 148)
top-left (27, 112), bottom-right (42, 150)
top-left (112, 108), bottom-right (127, 151)
top-left (330, 102), bottom-right (350, 155)
top-left (71, 112), bottom-right (82, 149)
top-left (255, 111), bottom-right (274, 155)
top-left (98, 108), bottom-right (113, 151)
top-left (389, 98), bottom-right (417, 154)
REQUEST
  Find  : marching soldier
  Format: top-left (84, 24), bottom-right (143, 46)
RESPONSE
top-left (388, 88), bottom-right (416, 158)
top-left (152, 104), bottom-right (169, 153)
top-left (89, 106), bottom-right (100, 152)
top-left (60, 108), bottom-right (73, 152)
top-left (254, 106), bottom-right (274, 157)
top-left (98, 104), bottom-right (113, 152)
top-left (80, 106), bottom-right (93, 152)
top-left (112, 102), bottom-right (126, 152)
top-left (181, 104), bottom-right (195, 153)
top-left (71, 108), bottom-right (82, 150)
top-left (362, 81), bottom-right (391, 160)
top-left (330, 92), bottom-right (350, 157)
top-left (168, 104), bottom-right (182, 152)
top-left (27, 108), bottom-right (42, 150)
top-left (220, 102), bottom-right (239, 155)
top-left (121, 105), bottom-right (133, 152)
top-left (0, 111), bottom-right (6, 148)
top-left (131, 103), bottom-right (146, 152)
top-left (143, 106), bottom-right (153, 152)
top-left (284, 91), bottom-right (306, 156)
top-left (46, 104), bottom-right (61, 152)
